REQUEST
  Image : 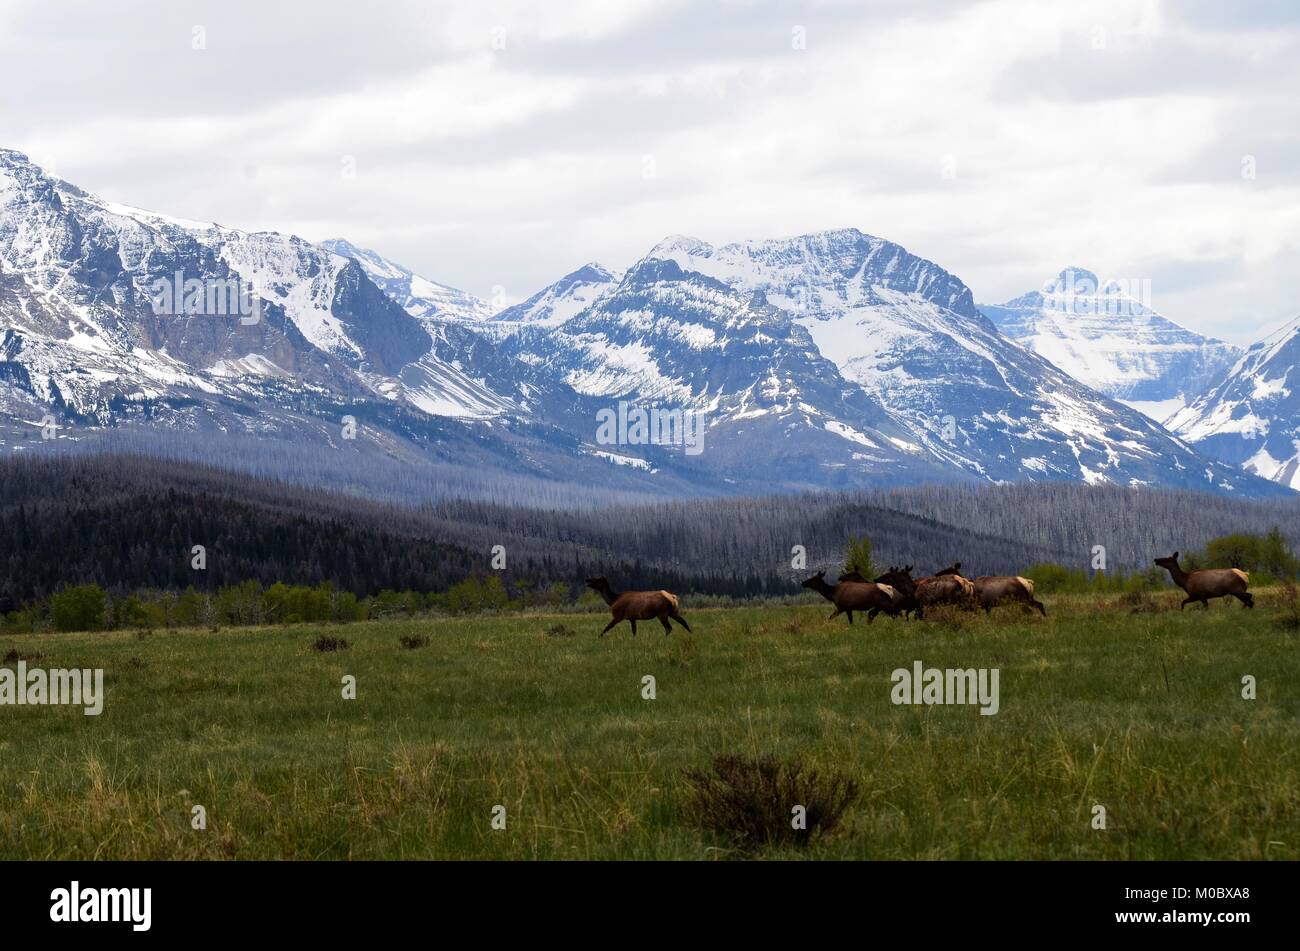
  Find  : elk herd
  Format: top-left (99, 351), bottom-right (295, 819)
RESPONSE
top-left (587, 550), bottom-right (1253, 636)
top-left (801, 562), bottom-right (1044, 624)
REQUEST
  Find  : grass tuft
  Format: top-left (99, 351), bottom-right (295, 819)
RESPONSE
top-left (683, 754), bottom-right (858, 849)
top-left (311, 635), bottom-right (349, 652)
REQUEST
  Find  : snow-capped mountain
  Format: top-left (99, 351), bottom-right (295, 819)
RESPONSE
top-left (500, 255), bottom-right (955, 487)
top-left (0, 149), bottom-right (1286, 499)
top-left (1167, 317), bottom-right (1300, 490)
top-left (630, 230), bottom-right (1266, 493)
top-left (0, 149), bottom-right (532, 431)
top-left (320, 238), bottom-right (493, 324)
top-left (490, 263), bottom-right (618, 328)
top-left (980, 268), bottom-right (1239, 420)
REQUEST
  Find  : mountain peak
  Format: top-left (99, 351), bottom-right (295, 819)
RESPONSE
top-left (570, 262), bottom-right (616, 282)
top-left (489, 261), bottom-right (620, 326)
top-left (647, 234), bottom-right (713, 260)
top-left (981, 268), bottom-right (1240, 405)
top-left (318, 239), bottom-right (491, 322)
top-left (1049, 266), bottom-right (1100, 290)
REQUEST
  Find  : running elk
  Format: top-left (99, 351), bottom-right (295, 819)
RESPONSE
top-left (801, 570), bottom-right (906, 624)
top-left (849, 564), bottom-right (972, 619)
top-left (872, 565), bottom-right (919, 619)
top-left (912, 564), bottom-right (975, 618)
top-left (585, 577), bottom-right (692, 636)
top-left (1153, 553), bottom-right (1253, 610)
top-left (973, 575), bottom-right (1046, 615)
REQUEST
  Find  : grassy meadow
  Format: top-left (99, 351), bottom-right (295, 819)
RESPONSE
top-left (1, 589), bottom-right (1298, 860)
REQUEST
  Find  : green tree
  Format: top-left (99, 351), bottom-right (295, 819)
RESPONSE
top-left (481, 575), bottom-right (509, 612)
top-left (843, 536), bottom-right (877, 579)
top-left (1205, 534), bottom-right (1258, 570)
top-left (49, 584), bottom-right (106, 632)
top-left (1260, 526), bottom-right (1299, 579)
top-left (543, 581), bottom-right (570, 609)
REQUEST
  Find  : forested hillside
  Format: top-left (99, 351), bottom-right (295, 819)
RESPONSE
top-left (3, 453), bottom-right (1297, 609)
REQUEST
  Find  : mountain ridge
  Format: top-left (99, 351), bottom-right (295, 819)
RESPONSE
top-left (0, 149), bottom-right (1287, 500)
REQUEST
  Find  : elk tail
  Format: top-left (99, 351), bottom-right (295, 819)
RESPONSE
top-left (1231, 569), bottom-right (1249, 585)
top-left (660, 590), bottom-right (679, 611)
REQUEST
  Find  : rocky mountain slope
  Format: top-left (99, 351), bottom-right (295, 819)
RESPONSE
top-left (981, 268), bottom-right (1239, 419)
top-left (1167, 317), bottom-right (1300, 491)
top-left (0, 149), bottom-right (1286, 500)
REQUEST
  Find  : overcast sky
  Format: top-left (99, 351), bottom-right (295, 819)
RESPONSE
top-left (3, 0), bottom-right (1297, 343)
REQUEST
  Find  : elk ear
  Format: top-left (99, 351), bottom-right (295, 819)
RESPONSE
top-left (1173, 551), bottom-right (1179, 559)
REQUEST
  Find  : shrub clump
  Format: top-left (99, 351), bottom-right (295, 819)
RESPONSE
top-left (1121, 590), bottom-right (1161, 614)
top-left (683, 754), bottom-right (858, 849)
top-left (399, 634), bottom-right (430, 650)
top-left (543, 624), bottom-right (577, 638)
top-left (311, 636), bottom-right (350, 652)
top-left (1275, 581), bottom-right (1300, 632)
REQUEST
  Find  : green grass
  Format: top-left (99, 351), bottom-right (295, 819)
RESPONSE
top-left (1, 589), bottom-right (1298, 860)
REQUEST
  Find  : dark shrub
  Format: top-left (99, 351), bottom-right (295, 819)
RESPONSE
top-left (49, 584), bottom-right (107, 632)
top-left (543, 624), bottom-right (576, 638)
top-left (399, 634), bottom-right (430, 650)
top-left (311, 636), bottom-right (349, 652)
top-left (683, 754), bottom-right (858, 849)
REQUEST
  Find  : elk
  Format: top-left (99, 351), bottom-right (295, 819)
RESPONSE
top-left (912, 564), bottom-right (975, 618)
top-left (872, 565), bottom-right (919, 619)
top-left (972, 575), bottom-right (1046, 615)
top-left (1153, 553), bottom-right (1253, 610)
top-left (847, 564), bottom-right (974, 620)
top-left (585, 577), bottom-right (692, 636)
top-left (801, 570), bottom-right (905, 624)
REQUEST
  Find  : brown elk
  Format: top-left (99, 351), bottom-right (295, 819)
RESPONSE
top-left (912, 564), bottom-right (975, 618)
top-left (585, 577), bottom-right (692, 636)
top-left (849, 564), bottom-right (973, 619)
top-left (871, 565), bottom-right (919, 619)
top-left (801, 570), bottom-right (905, 624)
top-left (1153, 553), bottom-right (1253, 610)
top-left (972, 575), bottom-right (1046, 615)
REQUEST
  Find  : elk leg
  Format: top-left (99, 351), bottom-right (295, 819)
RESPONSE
top-left (1033, 600), bottom-right (1047, 616)
top-left (828, 608), bottom-right (842, 621)
top-left (630, 619), bottom-right (638, 636)
top-left (1236, 592), bottom-right (1254, 609)
top-left (670, 611), bottom-right (692, 633)
top-left (846, 611), bottom-right (854, 624)
top-left (1201, 598), bottom-right (1210, 610)
top-left (1179, 596), bottom-right (1194, 610)
top-left (659, 615), bottom-right (672, 635)
top-left (600, 618), bottom-right (619, 636)
top-left (867, 608), bottom-right (878, 624)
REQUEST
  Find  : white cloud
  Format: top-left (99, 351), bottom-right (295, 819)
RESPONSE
top-left (3, 0), bottom-right (1296, 343)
